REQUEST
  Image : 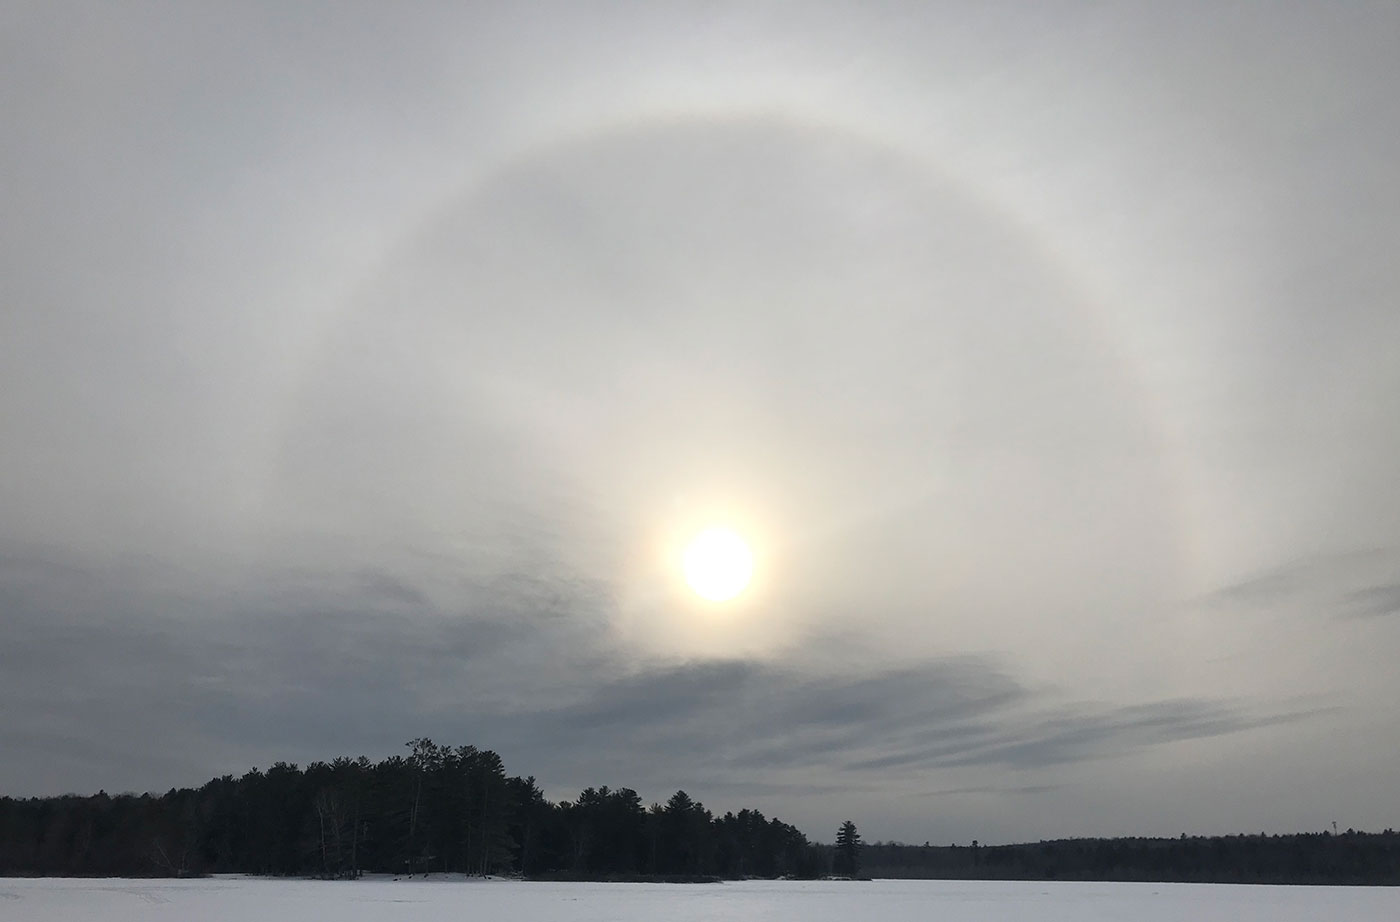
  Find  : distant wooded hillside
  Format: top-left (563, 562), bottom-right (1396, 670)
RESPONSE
top-left (863, 833), bottom-right (1400, 885)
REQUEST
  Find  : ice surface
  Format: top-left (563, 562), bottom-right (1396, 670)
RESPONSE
top-left (1, 876), bottom-right (1397, 921)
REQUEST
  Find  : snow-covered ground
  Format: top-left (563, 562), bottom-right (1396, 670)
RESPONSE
top-left (2, 876), bottom-right (1397, 921)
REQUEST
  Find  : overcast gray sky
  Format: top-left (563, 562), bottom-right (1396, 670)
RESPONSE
top-left (3, 0), bottom-right (1399, 845)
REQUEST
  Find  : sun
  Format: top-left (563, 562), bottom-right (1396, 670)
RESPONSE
top-left (683, 527), bottom-right (754, 602)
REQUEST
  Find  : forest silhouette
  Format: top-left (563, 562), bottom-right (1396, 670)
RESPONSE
top-left (2, 739), bottom-right (1397, 884)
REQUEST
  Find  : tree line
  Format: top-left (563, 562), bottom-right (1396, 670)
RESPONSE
top-left (6, 736), bottom-right (1395, 884)
top-left (862, 830), bottom-right (1400, 885)
top-left (0, 739), bottom-right (829, 879)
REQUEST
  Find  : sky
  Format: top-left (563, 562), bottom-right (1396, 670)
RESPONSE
top-left (2, 1), bottom-right (1398, 846)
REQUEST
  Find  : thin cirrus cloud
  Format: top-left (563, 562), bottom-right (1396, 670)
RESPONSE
top-left (2, 2), bottom-right (1399, 843)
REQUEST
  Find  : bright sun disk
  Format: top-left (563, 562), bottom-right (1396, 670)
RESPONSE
top-left (683, 528), bottom-right (754, 602)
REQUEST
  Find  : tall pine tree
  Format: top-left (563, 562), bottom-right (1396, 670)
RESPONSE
top-left (834, 820), bottom-right (862, 877)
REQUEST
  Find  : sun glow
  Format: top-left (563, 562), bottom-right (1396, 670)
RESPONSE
top-left (683, 527), bottom-right (754, 602)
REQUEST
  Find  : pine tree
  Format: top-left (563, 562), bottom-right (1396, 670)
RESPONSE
top-left (834, 820), bottom-right (862, 877)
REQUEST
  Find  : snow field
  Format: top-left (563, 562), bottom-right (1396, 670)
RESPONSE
top-left (1, 876), bottom-right (1397, 921)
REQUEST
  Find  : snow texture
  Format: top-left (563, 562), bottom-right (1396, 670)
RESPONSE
top-left (1, 876), bottom-right (1397, 921)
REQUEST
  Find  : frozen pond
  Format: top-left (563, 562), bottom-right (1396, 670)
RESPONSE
top-left (2, 876), bottom-right (1397, 921)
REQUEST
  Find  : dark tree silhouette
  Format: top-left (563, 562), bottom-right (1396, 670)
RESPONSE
top-left (5, 741), bottom-right (1395, 884)
top-left (834, 820), bottom-right (862, 877)
top-left (0, 740), bottom-right (821, 880)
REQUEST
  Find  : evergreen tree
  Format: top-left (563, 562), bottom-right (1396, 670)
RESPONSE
top-left (834, 820), bottom-right (862, 877)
